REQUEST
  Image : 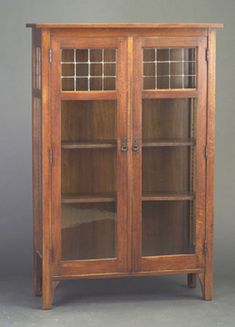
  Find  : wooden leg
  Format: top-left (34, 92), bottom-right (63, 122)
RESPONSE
top-left (203, 270), bottom-right (213, 300)
top-left (33, 252), bottom-right (42, 296)
top-left (198, 272), bottom-right (213, 301)
top-left (187, 273), bottom-right (197, 288)
top-left (42, 277), bottom-right (54, 310)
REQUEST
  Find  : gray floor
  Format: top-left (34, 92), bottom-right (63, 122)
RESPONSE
top-left (0, 275), bottom-right (234, 327)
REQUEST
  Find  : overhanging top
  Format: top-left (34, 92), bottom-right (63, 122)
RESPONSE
top-left (26, 23), bottom-right (224, 29)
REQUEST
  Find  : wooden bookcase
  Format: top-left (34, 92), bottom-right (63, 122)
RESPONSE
top-left (26, 23), bottom-right (223, 309)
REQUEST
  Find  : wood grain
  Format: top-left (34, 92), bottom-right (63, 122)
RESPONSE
top-left (41, 28), bottom-right (53, 310)
top-left (32, 27), bottom-right (42, 297)
top-left (29, 25), bottom-right (221, 308)
top-left (26, 23), bottom-right (224, 29)
top-left (203, 28), bottom-right (216, 301)
top-left (60, 91), bottom-right (117, 100)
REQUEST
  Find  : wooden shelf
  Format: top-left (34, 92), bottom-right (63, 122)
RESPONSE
top-left (142, 138), bottom-right (195, 147)
top-left (62, 193), bottom-right (116, 204)
top-left (142, 193), bottom-right (195, 201)
top-left (62, 193), bottom-right (194, 203)
top-left (61, 141), bottom-right (116, 150)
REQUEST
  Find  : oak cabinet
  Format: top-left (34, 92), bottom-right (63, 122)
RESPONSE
top-left (27, 23), bottom-right (223, 309)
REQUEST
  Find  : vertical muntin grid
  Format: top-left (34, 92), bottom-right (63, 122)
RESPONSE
top-left (61, 48), bottom-right (116, 91)
top-left (143, 47), bottom-right (196, 90)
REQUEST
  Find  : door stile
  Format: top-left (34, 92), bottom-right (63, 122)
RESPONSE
top-left (115, 37), bottom-right (129, 272)
top-left (132, 38), bottom-right (143, 272)
top-left (127, 36), bottom-right (134, 273)
top-left (50, 37), bottom-right (62, 276)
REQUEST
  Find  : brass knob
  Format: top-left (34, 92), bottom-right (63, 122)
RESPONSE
top-left (121, 138), bottom-right (128, 152)
top-left (132, 138), bottom-right (139, 152)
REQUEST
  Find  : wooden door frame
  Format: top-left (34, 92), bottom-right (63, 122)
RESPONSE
top-left (49, 32), bottom-right (129, 278)
top-left (131, 36), bottom-right (208, 274)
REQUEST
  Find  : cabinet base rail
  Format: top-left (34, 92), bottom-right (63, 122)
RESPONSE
top-left (37, 269), bottom-right (213, 310)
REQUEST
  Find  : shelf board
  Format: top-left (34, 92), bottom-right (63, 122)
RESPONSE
top-left (62, 193), bottom-right (194, 203)
top-left (142, 138), bottom-right (195, 147)
top-left (62, 193), bottom-right (116, 204)
top-left (142, 193), bottom-right (195, 201)
top-left (62, 139), bottom-right (194, 149)
top-left (61, 140), bottom-right (116, 150)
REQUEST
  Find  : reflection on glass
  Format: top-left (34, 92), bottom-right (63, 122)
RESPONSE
top-left (62, 203), bottom-right (116, 260)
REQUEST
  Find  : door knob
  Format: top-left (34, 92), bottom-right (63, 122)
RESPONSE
top-left (132, 138), bottom-right (139, 152)
top-left (121, 138), bottom-right (128, 152)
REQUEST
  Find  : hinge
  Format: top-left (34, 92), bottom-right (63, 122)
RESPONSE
top-left (49, 48), bottom-right (52, 63)
top-left (204, 145), bottom-right (208, 160)
top-left (205, 48), bottom-right (209, 62)
top-left (49, 148), bottom-right (53, 165)
top-left (203, 240), bottom-right (208, 256)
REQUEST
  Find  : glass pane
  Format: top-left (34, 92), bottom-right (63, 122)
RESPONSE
top-left (142, 98), bottom-right (196, 257)
top-left (62, 203), bottom-right (116, 260)
top-left (61, 148), bottom-right (116, 194)
top-left (142, 99), bottom-right (196, 141)
top-left (143, 147), bottom-right (193, 194)
top-left (61, 48), bottom-right (117, 91)
top-left (143, 48), bottom-right (196, 89)
top-left (61, 100), bottom-right (116, 142)
top-left (61, 100), bottom-right (117, 260)
top-left (142, 201), bottom-right (195, 256)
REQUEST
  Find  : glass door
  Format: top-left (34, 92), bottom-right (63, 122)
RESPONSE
top-left (50, 35), bottom-right (128, 275)
top-left (132, 37), bottom-right (207, 273)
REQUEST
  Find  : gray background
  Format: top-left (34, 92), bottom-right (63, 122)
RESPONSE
top-left (0, 0), bottom-right (234, 325)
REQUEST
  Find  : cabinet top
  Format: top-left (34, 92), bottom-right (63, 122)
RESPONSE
top-left (26, 23), bottom-right (223, 29)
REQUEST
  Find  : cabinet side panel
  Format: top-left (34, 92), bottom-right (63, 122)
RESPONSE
top-left (41, 29), bottom-right (53, 309)
top-left (32, 28), bottom-right (42, 295)
top-left (204, 29), bottom-right (216, 299)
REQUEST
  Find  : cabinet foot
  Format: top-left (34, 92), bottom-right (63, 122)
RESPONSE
top-left (41, 279), bottom-right (54, 310)
top-left (198, 272), bottom-right (213, 300)
top-left (41, 280), bottom-right (60, 309)
top-left (187, 273), bottom-right (196, 288)
top-left (33, 252), bottom-right (42, 296)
